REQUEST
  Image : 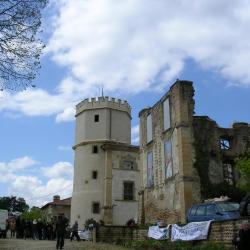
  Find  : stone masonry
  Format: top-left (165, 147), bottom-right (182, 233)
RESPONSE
top-left (138, 80), bottom-right (250, 224)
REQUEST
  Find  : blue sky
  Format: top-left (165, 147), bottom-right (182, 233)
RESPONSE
top-left (0, 0), bottom-right (250, 207)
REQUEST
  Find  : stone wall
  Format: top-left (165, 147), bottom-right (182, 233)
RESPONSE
top-left (139, 80), bottom-right (197, 224)
top-left (97, 218), bottom-right (250, 246)
top-left (138, 79), bottom-right (250, 226)
top-left (97, 226), bottom-right (148, 242)
top-left (193, 116), bottom-right (250, 200)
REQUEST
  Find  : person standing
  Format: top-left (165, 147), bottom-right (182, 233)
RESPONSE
top-left (9, 220), bottom-right (16, 238)
top-left (56, 214), bottom-right (68, 250)
top-left (70, 221), bottom-right (80, 241)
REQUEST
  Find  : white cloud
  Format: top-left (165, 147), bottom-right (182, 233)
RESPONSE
top-left (1, 0), bottom-right (250, 120)
top-left (0, 157), bottom-right (73, 207)
top-left (42, 161), bottom-right (73, 179)
top-left (0, 156), bottom-right (37, 172)
top-left (56, 107), bottom-right (75, 123)
top-left (131, 124), bottom-right (139, 145)
top-left (47, 0), bottom-right (250, 94)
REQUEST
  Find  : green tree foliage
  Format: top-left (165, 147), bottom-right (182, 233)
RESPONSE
top-left (21, 206), bottom-right (45, 220)
top-left (0, 196), bottom-right (29, 212)
top-left (235, 152), bottom-right (250, 192)
top-left (0, 0), bottom-right (48, 91)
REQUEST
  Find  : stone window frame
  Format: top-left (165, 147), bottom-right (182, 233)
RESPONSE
top-left (164, 138), bottom-right (173, 179)
top-left (123, 181), bottom-right (134, 201)
top-left (162, 97), bottom-right (171, 131)
top-left (92, 202), bottom-right (100, 214)
top-left (146, 113), bottom-right (153, 143)
top-left (222, 162), bottom-right (234, 185)
top-left (94, 114), bottom-right (99, 122)
top-left (92, 145), bottom-right (98, 154)
top-left (92, 170), bottom-right (98, 179)
top-left (119, 154), bottom-right (137, 171)
top-left (219, 137), bottom-right (231, 150)
top-left (147, 151), bottom-right (154, 188)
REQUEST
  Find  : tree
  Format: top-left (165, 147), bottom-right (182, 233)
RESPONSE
top-left (21, 206), bottom-right (45, 220)
top-left (0, 0), bottom-right (48, 91)
top-left (0, 196), bottom-right (29, 212)
top-left (235, 151), bottom-right (250, 193)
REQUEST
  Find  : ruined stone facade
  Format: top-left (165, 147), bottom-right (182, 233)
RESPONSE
top-left (71, 97), bottom-right (139, 228)
top-left (193, 117), bottom-right (250, 199)
top-left (139, 80), bottom-right (250, 224)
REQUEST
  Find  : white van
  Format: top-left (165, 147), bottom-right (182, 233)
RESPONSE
top-left (0, 209), bottom-right (8, 238)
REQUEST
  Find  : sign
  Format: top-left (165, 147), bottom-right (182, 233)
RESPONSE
top-left (171, 221), bottom-right (212, 241)
top-left (148, 226), bottom-right (169, 240)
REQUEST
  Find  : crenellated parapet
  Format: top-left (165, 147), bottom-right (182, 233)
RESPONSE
top-left (76, 96), bottom-right (131, 117)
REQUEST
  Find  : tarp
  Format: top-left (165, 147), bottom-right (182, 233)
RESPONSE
top-left (148, 225), bottom-right (169, 240)
top-left (171, 221), bottom-right (212, 241)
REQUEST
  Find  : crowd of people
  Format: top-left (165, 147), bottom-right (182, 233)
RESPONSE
top-left (7, 217), bottom-right (60, 240)
top-left (6, 214), bottom-right (81, 249)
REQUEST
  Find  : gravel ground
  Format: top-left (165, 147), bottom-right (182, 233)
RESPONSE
top-left (0, 238), bottom-right (130, 250)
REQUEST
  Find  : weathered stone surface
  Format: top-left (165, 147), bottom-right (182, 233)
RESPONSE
top-left (139, 79), bottom-right (250, 225)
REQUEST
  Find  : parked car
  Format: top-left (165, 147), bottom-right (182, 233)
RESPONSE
top-left (78, 229), bottom-right (92, 241)
top-left (186, 202), bottom-right (240, 223)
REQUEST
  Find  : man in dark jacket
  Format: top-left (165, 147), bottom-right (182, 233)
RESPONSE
top-left (70, 220), bottom-right (80, 241)
top-left (233, 221), bottom-right (250, 250)
top-left (240, 194), bottom-right (250, 217)
top-left (56, 214), bottom-right (68, 250)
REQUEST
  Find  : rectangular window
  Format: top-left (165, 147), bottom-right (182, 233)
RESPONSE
top-left (220, 138), bottom-right (230, 150)
top-left (206, 204), bottom-right (217, 215)
top-left (163, 98), bottom-right (171, 130)
top-left (92, 202), bottom-right (100, 214)
top-left (122, 160), bottom-right (134, 170)
top-left (164, 139), bottom-right (173, 178)
top-left (94, 114), bottom-right (99, 122)
top-left (223, 163), bottom-right (234, 185)
top-left (146, 114), bottom-right (152, 143)
top-left (92, 171), bottom-right (98, 179)
top-left (195, 205), bottom-right (206, 216)
top-left (147, 151), bottom-right (154, 187)
top-left (92, 145), bottom-right (98, 153)
top-left (123, 182), bottom-right (134, 200)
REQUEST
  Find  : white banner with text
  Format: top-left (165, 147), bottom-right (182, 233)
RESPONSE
top-left (148, 226), bottom-right (169, 240)
top-left (171, 221), bottom-right (212, 241)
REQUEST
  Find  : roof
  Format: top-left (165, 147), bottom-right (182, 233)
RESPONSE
top-left (41, 197), bottom-right (71, 210)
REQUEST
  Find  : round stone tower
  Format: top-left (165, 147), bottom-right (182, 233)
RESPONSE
top-left (71, 96), bottom-right (131, 227)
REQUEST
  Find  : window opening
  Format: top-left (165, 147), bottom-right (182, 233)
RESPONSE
top-left (146, 114), bottom-right (152, 143)
top-left (164, 139), bottom-right (173, 178)
top-left (92, 145), bottom-right (98, 154)
top-left (122, 160), bottom-right (134, 170)
top-left (163, 98), bottom-right (171, 130)
top-left (94, 114), bottom-right (99, 122)
top-left (92, 171), bottom-right (98, 179)
top-left (206, 204), bottom-right (216, 215)
top-left (147, 151), bottom-right (154, 187)
top-left (220, 138), bottom-right (230, 150)
top-left (195, 205), bottom-right (206, 216)
top-left (123, 182), bottom-right (134, 200)
top-left (92, 202), bottom-right (100, 214)
top-left (223, 163), bottom-right (234, 185)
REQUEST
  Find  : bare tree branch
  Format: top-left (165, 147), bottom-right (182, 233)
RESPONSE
top-left (0, 0), bottom-right (48, 91)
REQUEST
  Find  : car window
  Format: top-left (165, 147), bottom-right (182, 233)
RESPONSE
top-left (206, 204), bottom-right (217, 215)
top-left (216, 202), bottom-right (239, 212)
top-left (195, 205), bottom-right (206, 216)
top-left (190, 206), bottom-right (198, 216)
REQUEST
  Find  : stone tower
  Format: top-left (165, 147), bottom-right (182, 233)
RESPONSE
top-left (71, 97), bottom-right (139, 227)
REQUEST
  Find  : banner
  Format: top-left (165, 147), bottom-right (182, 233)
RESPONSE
top-left (171, 221), bottom-right (212, 241)
top-left (148, 226), bottom-right (169, 240)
